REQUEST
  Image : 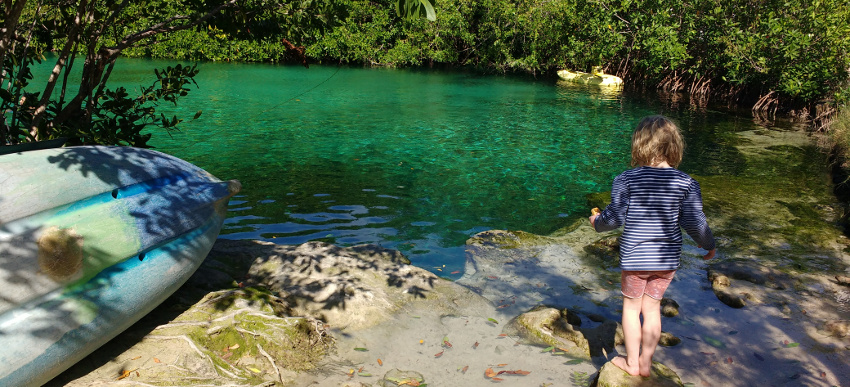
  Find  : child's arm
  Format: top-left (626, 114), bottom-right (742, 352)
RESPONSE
top-left (593, 173), bottom-right (628, 232)
top-left (680, 179), bottom-right (716, 252)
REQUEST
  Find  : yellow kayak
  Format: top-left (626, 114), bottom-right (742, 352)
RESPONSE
top-left (557, 66), bottom-right (623, 86)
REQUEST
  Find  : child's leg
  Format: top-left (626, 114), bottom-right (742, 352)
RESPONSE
top-left (637, 270), bottom-right (676, 377)
top-left (638, 295), bottom-right (662, 377)
top-left (613, 295), bottom-right (643, 376)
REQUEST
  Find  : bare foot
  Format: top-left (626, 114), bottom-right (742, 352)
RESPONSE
top-left (639, 357), bottom-right (652, 377)
top-left (611, 356), bottom-right (640, 376)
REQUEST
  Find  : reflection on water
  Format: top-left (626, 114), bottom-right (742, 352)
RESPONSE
top-left (28, 59), bottom-right (809, 275)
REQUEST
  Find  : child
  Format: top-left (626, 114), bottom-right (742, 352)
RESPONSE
top-left (589, 115), bottom-right (716, 377)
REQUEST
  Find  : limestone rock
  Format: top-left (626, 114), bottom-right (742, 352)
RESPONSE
top-left (823, 320), bottom-right (850, 337)
top-left (244, 240), bottom-right (458, 329)
top-left (466, 229), bottom-right (546, 249)
top-left (660, 298), bottom-right (679, 317)
top-left (507, 307), bottom-right (629, 359)
top-left (583, 235), bottom-right (620, 268)
top-left (508, 307), bottom-right (591, 359)
top-left (658, 331), bottom-right (681, 347)
top-left (53, 287), bottom-right (330, 386)
top-left (707, 271), bottom-right (747, 308)
top-left (593, 360), bottom-right (683, 387)
top-left (378, 369), bottom-right (425, 387)
top-left (709, 260), bottom-right (795, 290)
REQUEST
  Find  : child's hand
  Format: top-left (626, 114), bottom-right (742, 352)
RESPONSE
top-left (589, 208), bottom-right (600, 228)
top-left (702, 248), bottom-right (716, 260)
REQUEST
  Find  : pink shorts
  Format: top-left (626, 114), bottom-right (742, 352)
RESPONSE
top-left (621, 270), bottom-right (676, 300)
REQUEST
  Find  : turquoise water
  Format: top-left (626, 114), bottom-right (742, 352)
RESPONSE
top-left (32, 58), bottom-right (759, 276)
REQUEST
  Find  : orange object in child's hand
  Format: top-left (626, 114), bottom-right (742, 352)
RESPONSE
top-left (591, 207), bottom-right (601, 216)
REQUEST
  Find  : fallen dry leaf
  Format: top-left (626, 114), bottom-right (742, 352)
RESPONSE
top-left (116, 368), bottom-right (138, 381)
top-left (434, 351), bottom-right (444, 358)
top-left (473, 341), bottom-right (479, 349)
top-left (130, 356), bottom-right (141, 360)
top-left (377, 358), bottom-right (383, 366)
top-left (485, 368), bottom-right (497, 378)
top-left (492, 377), bottom-right (504, 381)
top-left (153, 358), bottom-right (161, 363)
top-left (496, 363), bottom-right (508, 367)
top-left (461, 365), bottom-right (469, 373)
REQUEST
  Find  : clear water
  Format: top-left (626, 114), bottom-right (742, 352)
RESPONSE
top-left (29, 58), bottom-right (770, 277)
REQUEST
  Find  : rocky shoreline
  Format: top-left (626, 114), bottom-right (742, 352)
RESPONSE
top-left (46, 128), bottom-right (850, 387)
top-left (46, 222), bottom-right (850, 386)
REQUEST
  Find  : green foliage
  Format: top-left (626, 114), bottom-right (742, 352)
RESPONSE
top-left (1, 0), bottom-right (223, 147)
top-left (13, 0), bottom-right (850, 112)
top-left (396, 0), bottom-right (436, 21)
top-left (59, 64), bottom-right (201, 147)
top-left (1, 55), bottom-right (200, 147)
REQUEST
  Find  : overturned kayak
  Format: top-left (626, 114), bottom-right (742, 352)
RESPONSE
top-left (557, 66), bottom-right (623, 87)
top-left (0, 145), bottom-right (240, 386)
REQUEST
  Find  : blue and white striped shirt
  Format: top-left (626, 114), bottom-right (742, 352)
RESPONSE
top-left (594, 167), bottom-right (715, 271)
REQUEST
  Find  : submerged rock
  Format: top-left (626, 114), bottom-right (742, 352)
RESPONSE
top-left (378, 369), bottom-right (425, 387)
top-left (709, 260), bottom-right (796, 290)
top-left (508, 306), bottom-right (681, 360)
top-left (507, 306), bottom-right (630, 358)
top-left (593, 360), bottom-right (682, 387)
top-left (707, 273), bottom-right (746, 308)
top-left (508, 307), bottom-right (592, 359)
top-left (466, 229), bottom-right (547, 249)
top-left (658, 332), bottom-right (681, 347)
top-left (660, 298), bottom-right (679, 317)
top-left (584, 235), bottom-right (620, 269)
top-left (823, 320), bottom-right (850, 337)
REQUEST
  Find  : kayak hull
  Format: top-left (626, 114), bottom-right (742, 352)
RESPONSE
top-left (0, 145), bottom-right (239, 386)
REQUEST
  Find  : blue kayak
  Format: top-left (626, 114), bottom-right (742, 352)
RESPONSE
top-left (0, 145), bottom-right (240, 386)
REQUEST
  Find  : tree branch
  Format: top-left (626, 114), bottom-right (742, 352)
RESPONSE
top-left (109, 0), bottom-right (239, 55)
top-left (0, 0), bottom-right (29, 69)
top-left (29, 0), bottom-right (90, 140)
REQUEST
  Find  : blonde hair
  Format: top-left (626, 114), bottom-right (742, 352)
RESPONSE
top-left (631, 115), bottom-right (684, 167)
